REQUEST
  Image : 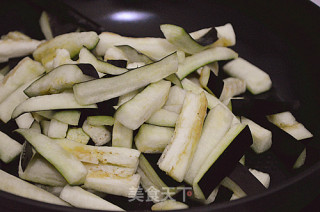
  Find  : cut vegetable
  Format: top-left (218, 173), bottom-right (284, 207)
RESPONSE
top-left (223, 57), bottom-right (272, 95)
top-left (116, 45), bottom-right (154, 64)
top-left (219, 77), bottom-right (246, 104)
top-left (12, 92), bottom-right (97, 119)
top-left (84, 170), bottom-right (141, 198)
top-left (115, 80), bottom-right (171, 130)
top-left (52, 110), bottom-right (81, 126)
top-left (60, 185), bottom-right (124, 211)
top-left (151, 200), bottom-right (188, 211)
top-left (84, 163), bottom-right (136, 178)
top-left (15, 129), bottom-right (88, 185)
top-left (73, 52), bottom-right (178, 105)
top-left (56, 139), bottom-right (140, 168)
top-left (267, 111), bottom-right (313, 140)
top-left (19, 153), bottom-right (67, 187)
top-left (0, 32), bottom-right (42, 63)
top-left (193, 124), bottom-right (253, 199)
top-left (66, 128), bottom-right (90, 144)
top-left (87, 115), bottom-right (115, 126)
top-left (135, 124), bottom-right (174, 153)
top-left (160, 24), bottom-right (216, 54)
top-left (96, 31), bottom-right (176, 60)
top-left (24, 64), bottom-right (95, 97)
top-left (185, 104), bottom-right (234, 185)
top-left (79, 47), bottom-right (128, 75)
top-left (0, 57), bottom-right (45, 104)
top-left (82, 120), bottom-right (111, 146)
top-left (0, 170), bottom-right (69, 206)
top-left (0, 75), bottom-right (39, 123)
top-left (146, 109), bottom-right (179, 127)
top-left (176, 47), bottom-right (238, 80)
top-left (15, 113), bottom-right (34, 129)
top-left (47, 119), bottom-right (68, 139)
top-left (158, 92), bottom-right (207, 182)
top-left (33, 31), bottom-right (99, 66)
top-left (0, 130), bottom-right (22, 163)
top-left (39, 11), bottom-right (53, 40)
top-left (112, 120), bottom-right (133, 148)
top-left (241, 117), bottom-right (272, 154)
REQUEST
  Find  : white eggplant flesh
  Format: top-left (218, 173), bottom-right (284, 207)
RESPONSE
top-left (19, 153), bottom-right (68, 187)
top-left (185, 104), bottom-right (234, 185)
top-left (112, 120), bottom-right (133, 148)
top-left (15, 113), bottom-right (34, 129)
top-left (12, 92), bottom-right (97, 119)
top-left (0, 57), bottom-right (45, 104)
top-left (146, 109), bottom-right (179, 127)
top-left (84, 163), bottom-right (136, 178)
top-left (82, 120), bottom-right (111, 146)
top-left (115, 80), bottom-right (171, 130)
top-left (151, 200), bottom-right (189, 211)
top-left (15, 129), bottom-right (88, 185)
top-left (66, 128), bottom-right (90, 145)
top-left (95, 31), bottom-right (176, 60)
top-left (219, 77), bottom-right (246, 104)
top-left (0, 130), bottom-right (22, 163)
top-left (56, 139), bottom-right (140, 168)
top-left (0, 170), bottom-right (69, 206)
top-left (84, 170), bottom-right (141, 198)
top-left (158, 92), bottom-right (207, 182)
top-left (60, 185), bottom-right (124, 211)
top-left (223, 57), bottom-right (272, 95)
top-left (135, 124), bottom-right (174, 153)
top-left (241, 117), bottom-right (272, 154)
top-left (48, 119), bottom-right (68, 139)
top-left (267, 111), bottom-right (313, 140)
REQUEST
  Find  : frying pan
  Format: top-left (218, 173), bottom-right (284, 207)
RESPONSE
top-left (0, 0), bottom-right (319, 211)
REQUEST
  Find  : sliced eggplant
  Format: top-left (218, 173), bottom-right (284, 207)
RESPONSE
top-left (135, 124), bottom-right (174, 153)
top-left (84, 170), bottom-right (141, 198)
top-left (78, 47), bottom-right (128, 75)
top-left (219, 77), bottom-right (246, 104)
top-left (56, 139), bottom-right (140, 168)
top-left (193, 124), bottom-right (253, 199)
top-left (15, 129), bottom-right (88, 185)
top-left (184, 104), bottom-right (234, 185)
top-left (0, 75), bottom-right (37, 123)
top-left (60, 185), bottom-right (124, 211)
top-left (0, 32), bottom-right (42, 63)
top-left (39, 11), bottom-right (54, 40)
top-left (47, 119), bottom-right (68, 139)
top-left (84, 163), bottom-right (136, 178)
top-left (40, 120), bottom-right (51, 136)
top-left (115, 80), bottom-right (171, 130)
top-left (151, 200), bottom-right (188, 211)
top-left (267, 111), bottom-right (313, 140)
top-left (0, 170), bottom-right (69, 206)
top-left (0, 57), bottom-right (45, 104)
top-left (95, 31), bottom-right (176, 60)
top-left (19, 153), bottom-right (68, 187)
top-left (82, 120), bottom-right (111, 146)
top-left (12, 92), bottom-right (97, 119)
top-left (223, 57), bottom-right (272, 95)
top-left (87, 115), bottom-right (115, 126)
top-left (115, 89), bottom-right (141, 109)
top-left (33, 31), bottom-right (99, 66)
top-left (52, 110), bottom-right (81, 126)
top-left (158, 92), bottom-right (207, 182)
top-left (160, 24), bottom-right (216, 54)
top-left (146, 109), bottom-right (179, 127)
top-left (73, 52), bottom-right (178, 105)
top-left (15, 113), bottom-right (34, 129)
top-left (112, 120), bottom-right (133, 148)
top-left (221, 163), bottom-right (267, 198)
top-left (176, 47), bottom-right (238, 80)
top-left (163, 85), bottom-right (186, 114)
top-left (241, 117), bottom-right (272, 154)
top-left (0, 130), bottom-right (22, 163)
top-left (24, 64), bottom-right (96, 97)
top-left (66, 128), bottom-right (90, 144)
top-left (116, 45), bottom-right (154, 64)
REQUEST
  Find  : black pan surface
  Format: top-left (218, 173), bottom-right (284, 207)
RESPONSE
top-left (0, 0), bottom-right (319, 211)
